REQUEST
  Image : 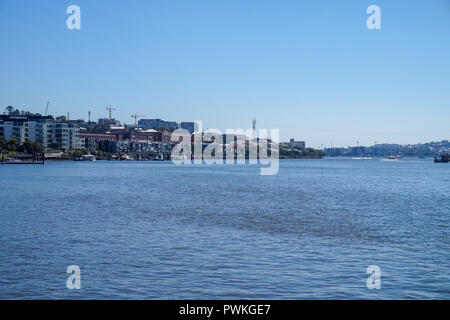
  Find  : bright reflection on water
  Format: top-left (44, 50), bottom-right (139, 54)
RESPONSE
top-left (0, 158), bottom-right (449, 299)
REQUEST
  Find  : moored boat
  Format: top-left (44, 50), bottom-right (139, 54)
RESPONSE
top-left (75, 154), bottom-right (96, 161)
top-left (434, 154), bottom-right (449, 163)
top-left (120, 154), bottom-right (134, 161)
top-left (384, 155), bottom-right (399, 161)
top-left (81, 154), bottom-right (96, 161)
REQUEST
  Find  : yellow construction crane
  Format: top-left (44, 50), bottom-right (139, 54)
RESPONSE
top-left (106, 105), bottom-right (117, 120)
top-left (131, 113), bottom-right (145, 127)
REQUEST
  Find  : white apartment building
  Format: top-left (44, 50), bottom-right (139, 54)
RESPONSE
top-left (50, 122), bottom-right (85, 150)
top-left (0, 115), bottom-right (84, 150)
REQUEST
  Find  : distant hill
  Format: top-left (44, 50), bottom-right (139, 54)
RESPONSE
top-left (325, 140), bottom-right (450, 157)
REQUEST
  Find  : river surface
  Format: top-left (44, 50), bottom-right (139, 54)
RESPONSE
top-left (0, 158), bottom-right (449, 299)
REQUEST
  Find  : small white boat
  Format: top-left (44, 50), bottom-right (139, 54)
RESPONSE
top-left (120, 154), bottom-right (134, 161)
top-left (81, 154), bottom-right (96, 161)
top-left (385, 155), bottom-right (399, 161)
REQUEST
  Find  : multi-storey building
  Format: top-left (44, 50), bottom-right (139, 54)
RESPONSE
top-left (289, 139), bottom-right (306, 149)
top-left (0, 115), bottom-right (84, 150)
top-left (79, 133), bottom-right (123, 152)
top-left (180, 122), bottom-right (196, 134)
top-left (0, 115), bottom-right (54, 147)
top-left (131, 129), bottom-right (163, 142)
top-left (50, 122), bottom-right (84, 150)
top-left (138, 118), bottom-right (179, 131)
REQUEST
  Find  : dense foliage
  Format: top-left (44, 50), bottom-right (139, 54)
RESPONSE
top-left (0, 137), bottom-right (44, 155)
top-left (279, 146), bottom-right (324, 159)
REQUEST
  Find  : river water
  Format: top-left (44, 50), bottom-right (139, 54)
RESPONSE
top-left (0, 158), bottom-right (449, 299)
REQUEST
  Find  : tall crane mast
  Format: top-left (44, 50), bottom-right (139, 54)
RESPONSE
top-left (45, 101), bottom-right (50, 116)
top-left (106, 105), bottom-right (117, 120)
top-left (131, 113), bottom-right (145, 127)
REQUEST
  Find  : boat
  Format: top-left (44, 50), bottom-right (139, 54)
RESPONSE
top-left (384, 155), bottom-right (399, 161)
top-left (80, 154), bottom-right (96, 161)
top-left (120, 154), bottom-right (134, 161)
top-left (352, 141), bottom-right (372, 160)
top-left (434, 154), bottom-right (449, 163)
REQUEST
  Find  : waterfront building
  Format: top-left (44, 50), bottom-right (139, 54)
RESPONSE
top-left (0, 115), bottom-right (54, 147)
top-left (138, 118), bottom-right (179, 131)
top-left (51, 121), bottom-right (84, 150)
top-left (109, 126), bottom-right (127, 133)
top-left (79, 133), bottom-right (123, 152)
top-left (289, 139), bottom-right (306, 149)
top-left (131, 129), bottom-right (163, 142)
top-left (126, 141), bottom-right (172, 154)
top-left (0, 115), bottom-right (86, 150)
top-left (162, 131), bottom-right (172, 143)
top-left (180, 122), bottom-right (195, 134)
top-left (164, 121), bottom-right (179, 131)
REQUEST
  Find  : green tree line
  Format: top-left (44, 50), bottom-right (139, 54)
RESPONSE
top-left (0, 137), bottom-right (44, 155)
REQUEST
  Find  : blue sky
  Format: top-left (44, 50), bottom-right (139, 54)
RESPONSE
top-left (1, 0), bottom-right (449, 147)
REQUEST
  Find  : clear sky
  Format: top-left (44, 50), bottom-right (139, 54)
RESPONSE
top-left (1, 0), bottom-right (449, 148)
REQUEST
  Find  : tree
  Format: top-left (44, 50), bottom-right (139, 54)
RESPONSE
top-left (6, 138), bottom-right (19, 152)
top-left (4, 106), bottom-right (14, 115)
top-left (85, 123), bottom-right (112, 134)
top-left (20, 141), bottom-right (44, 155)
top-left (0, 136), bottom-right (7, 152)
top-left (23, 111), bottom-right (41, 117)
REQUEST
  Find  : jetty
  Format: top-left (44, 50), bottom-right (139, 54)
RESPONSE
top-left (1, 153), bottom-right (45, 165)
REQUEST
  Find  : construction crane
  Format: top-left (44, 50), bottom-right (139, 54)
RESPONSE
top-left (44, 101), bottom-right (50, 115)
top-left (106, 105), bottom-right (117, 120)
top-left (131, 113), bottom-right (145, 127)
